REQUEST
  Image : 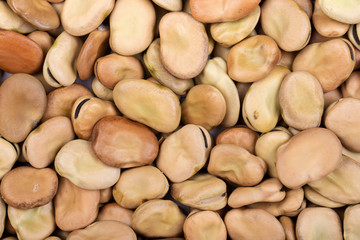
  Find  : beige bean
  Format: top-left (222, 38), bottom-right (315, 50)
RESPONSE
top-left (23, 116), bottom-right (75, 168)
top-left (61, 0), bottom-right (114, 36)
top-left (323, 88), bottom-right (343, 109)
top-left (228, 178), bottom-right (286, 208)
top-left (42, 83), bottom-right (93, 121)
top-left (0, 1), bottom-right (35, 33)
top-left (189, 0), bottom-right (260, 23)
top-left (293, 38), bottom-right (355, 92)
top-left (113, 79), bottom-right (181, 133)
top-left (348, 24), bottom-right (360, 51)
top-left (242, 65), bottom-right (290, 132)
top-left (7, 0), bottom-right (59, 30)
top-left (344, 204), bottom-right (360, 240)
top-left (152, 0), bottom-right (182, 11)
top-left (91, 77), bottom-right (113, 101)
top-left (55, 177), bottom-right (100, 231)
top-left (43, 31), bottom-right (83, 87)
top-left (67, 221), bottom-right (136, 240)
top-left (325, 97), bottom-right (360, 152)
top-left (0, 137), bottom-right (19, 180)
top-left (255, 127), bottom-right (292, 178)
top-left (113, 166), bottom-right (168, 209)
top-left (144, 38), bottom-right (193, 95)
top-left (304, 185), bottom-right (345, 208)
top-left (71, 96), bottom-right (118, 140)
top-left (132, 200), bottom-right (186, 238)
top-left (279, 216), bottom-right (296, 240)
top-left (319, 0), bottom-right (360, 24)
top-left (97, 203), bottom-right (133, 226)
top-left (225, 208), bottom-right (285, 240)
top-left (157, 124), bottom-right (212, 182)
top-left (294, 0), bottom-right (313, 18)
top-left (216, 127), bottom-right (258, 154)
top-left (77, 27), bottom-right (110, 81)
top-left (95, 53), bottom-right (144, 90)
top-left (313, 0), bottom-right (349, 38)
top-left (183, 210), bottom-right (227, 240)
top-left (0, 198), bottom-right (6, 238)
top-left (208, 144), bottom-right (266, 186)
top-left (342, 71), bottom-right (360, 99)
top-left (195, 57), bottom-right (240, 127)
top-left (110, 0), bottom-right (155, 56)
top-left (343, 147), bottom-right (360, 164)
top-left (213, 43), bottom-right (230, 62)
top-left (171, 173), bottom-right (227, 211)
top-left (210, 6), bottom-right (260, 47)
top-left (48, 2), bottom-right (64, 37)
top-left (278, 50), bottom-right (297, 70)
top-left (99, 188), bottom-right (112, 204)
top-left (279, 71), bottom-right (324, 130)
top-left (55, 139), bottom-right (121, 190)
top-left (261, 0), bottom-right (311, 52)
top-left (296, 207), bottom-right (342, 240)
top-left (159, 12), bottom-right (208, 79)
top-left (27, 31), bottom-right (54, 56)
top-left (227, 35), bottom-right (281, 83)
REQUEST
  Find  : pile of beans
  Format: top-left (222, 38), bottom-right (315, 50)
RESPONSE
top-left (0, 0), bottom-right (360, 239)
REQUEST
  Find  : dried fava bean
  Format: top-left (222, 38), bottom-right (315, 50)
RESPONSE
top-left (225, 208), bottom-right (285, 240)
top-left (113, 79), bottom-right (181, 133)
top-left (183, 210), bottom-right (227, 240)
top-left (144, 38), bottom-right (194, 95)
top-left (343, 147), bottom-right (360, 164)
top-left (341, 71), bottom-right (360, 99)
top-left (55, 139), bottom-right (120, 190)
top-left (325, 98), bottom-right (360, 152)
top-left (33, 72), bottom-right (56, 94)
top-left (92, 116), bottom-right (158, 168)
top-left (110, 0), bottom-right (155, 56)
top-left (248, 188), bottom-right (305, 217)
top-left (23, 116), bottom-right (75, 168)
top-left (216, 127), bottom-right (258, 154)
top-left (113, 166), bottom-right (169, 209)
top-left (43, 31), bottom-right (83, 87)
top-left (152, 0), bottom-right (182, 11)
top-left (95, 53), bottom-right (144, 90)
top-left (0, 198), bottom-right (6, 238)
top-left (276, 128), bottom-right (342, 189)
top-left (156, 124), bottom-right (212, 182)
top-left (293, 0), bottom-right (313, 18)
top-left (255, 127), bottom-right (292, 178)
top-left (344, 204), bottom-right (360, 240)
top-left (303, 186), bottom-right (345, 208)
top-left (213, 44), bottom-right (230, 62)
top-left (195, 57), bottom-right (240, 127)
top-left (279, 216), bottom-right (296, 240)
top-left (278, 50), bottom-right (297, 70)
top-left (210, 6), bottom-right (260, 48)
top-left (0, 30), bottom-right (43, 74)
top-left (181, 85), bottom-right (225, 130)
top-left (312, 0), bottom-right (349, 38)
top-left (99, 188), bottom-right (112, 204)
top-left (7, 0), bottom-right (59, 30)
top-left (228, 178), bottom-right (286, 208)
top-left (308, 155), bottom-right (360, 204)
top-left (319, 0), bottom-right (360, 24)
top-left (208, 144), bottom-right (266, 186)
top-left (48, 2), bottom-right (64, 37)
top-left (27, 31), bottom-right (54, 56)
top-left (71, 96), bottom-right (118, 140)
top-left (55, 177), bottom-right (100, 231)
top-left (296, 207), bottom-right (342, 240)
top-left (61, 0), bottom-right (114, 36)
top-left (0, 137), bottom-right (19, 179)
top-left (8, 202), bottom-right (55, 240)
top-left (190, 0), bottom-right (260, 23)
top-left (323, 88), bottom-right (342, 109)
top-left (67, 221), bottom-right (136, 240)
top-left (92, 77), bottom-right (113, 101)
top-left (97, 203), bottom-right (133, 226)
top-left (0, 74), bottom-right (47, 143)
top-left (261, 0), bottom-right (311, 52)
top-left (1, 166), bottom-right (58, 209)
top-left (132, 199), bottom-right (185, 238)
top-left (159, 12), bottom-right (208, 79)
top-left (77, 27), bottom-right (110, 81)
top-left (348, 24), bottom-right (360, 51)
top-left (242, 66), bottom-right (290, 132)
top-left (279, 71), bottom-right (324, 130)
top-left (42, 83), bottom-right (93, 121)
top-left (293, 38), bottom-right (355, 92)
top-left (0, 1), bottom-right (35, 33)
top-left (171, 173), bottom-right (227, 211)
top-left (227, 35), bottom-right (281, 83)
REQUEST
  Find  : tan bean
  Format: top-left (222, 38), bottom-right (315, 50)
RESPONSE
top-left (97, 203), bottom-right (133, 226)
top-left (318, 0), bottom-right (360, 24)
top-left (348, 24), bottom-right (360, 51)
top-left (152, 0), bottom-right (182, 11)
top-left (278, 50), bottom-right (297, 70)
top-left (0, 137), bottom-right (19, 180)
top-left (279, 216), bottom-right (296, 240)
top-left (91, 77), bottom-right (113, 101)
top-left (342, 71), bottom-right (360, 99)
top-left (216, 127), bottom-right (258, 154)
top-left (323, 88), bottom-right (343, 109)
top-left (344, 204), bottom-right (360, 240)
top-left (27, 31), bottom-right (54, 56)
top-left (293, 0), bottom-right (313, 18)
top-left (304, 185), bottom-right (345, 208)
top-left (0, 1), bottom-right (35, 33)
